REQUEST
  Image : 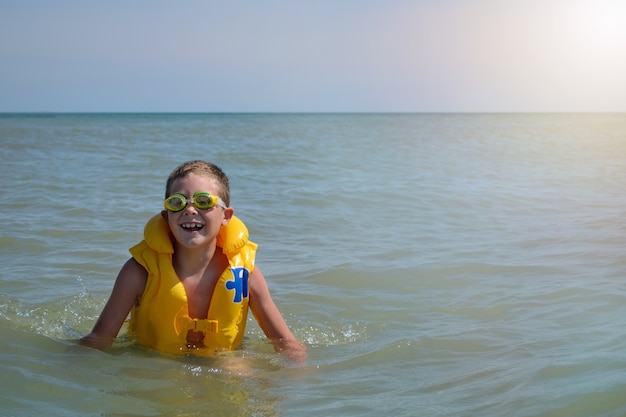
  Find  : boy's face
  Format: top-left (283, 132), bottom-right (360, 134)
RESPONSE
top-left (163, 174), bottom-right (233, 250)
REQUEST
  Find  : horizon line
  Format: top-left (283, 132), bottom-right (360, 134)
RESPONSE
top-left (1, 110), bottom-right (625, 115)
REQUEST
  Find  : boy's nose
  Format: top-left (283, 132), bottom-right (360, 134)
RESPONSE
top-left (183, 202), bottom-right (199, 214)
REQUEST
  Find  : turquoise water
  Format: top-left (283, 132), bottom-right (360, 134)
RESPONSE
top-left (1, 113), bottom-right (625, 416)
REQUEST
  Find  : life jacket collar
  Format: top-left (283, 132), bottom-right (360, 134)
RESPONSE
top-left (142, 214), bottom-right (249, 255)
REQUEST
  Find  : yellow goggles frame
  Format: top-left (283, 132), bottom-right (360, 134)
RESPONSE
top-left (164, 192), bottom-right (226, 212)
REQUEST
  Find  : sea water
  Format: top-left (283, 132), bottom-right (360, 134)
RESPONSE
top-left (0, 113), bottom-right (625, 416)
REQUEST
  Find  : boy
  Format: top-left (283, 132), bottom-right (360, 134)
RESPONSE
top-left (80, 160), bottom-right (306, 363)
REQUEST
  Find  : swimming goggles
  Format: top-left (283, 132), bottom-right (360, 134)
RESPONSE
top-left (164, 192), bottom-right (226, 212)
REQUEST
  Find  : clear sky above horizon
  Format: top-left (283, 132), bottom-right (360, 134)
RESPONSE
top-left (1, 0), bottom-right (625, 113)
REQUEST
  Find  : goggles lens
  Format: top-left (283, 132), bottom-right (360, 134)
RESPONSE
top-left (164, 192), bottom-right (226, 212)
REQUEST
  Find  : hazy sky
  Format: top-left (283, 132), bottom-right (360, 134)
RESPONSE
top-left (1, 0), bottom-right (625, 112)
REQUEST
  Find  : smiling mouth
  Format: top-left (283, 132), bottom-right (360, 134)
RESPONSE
top-left (181, 223), bottom-right (204, 231)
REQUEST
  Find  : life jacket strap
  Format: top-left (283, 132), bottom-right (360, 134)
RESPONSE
top-left (174, 316), bottom-right (219, 335)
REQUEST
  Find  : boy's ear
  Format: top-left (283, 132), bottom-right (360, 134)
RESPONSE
top-left (222, 207), bottom-right (234, 225)
top-left (161, 210), bottom-right (168, 221)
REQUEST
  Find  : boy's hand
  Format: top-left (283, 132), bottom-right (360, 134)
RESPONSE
top-left (274, 338), bottom-right (308, 365)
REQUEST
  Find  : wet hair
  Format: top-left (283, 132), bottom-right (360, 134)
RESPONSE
top-left (165, 160), bottom-right (230, 207)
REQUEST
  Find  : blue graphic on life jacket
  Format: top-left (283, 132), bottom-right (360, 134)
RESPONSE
top-left (226, 267), bottom-right (249, 303)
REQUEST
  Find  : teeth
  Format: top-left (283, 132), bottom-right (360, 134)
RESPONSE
top-left (182, 223), bottom-right (203, 229)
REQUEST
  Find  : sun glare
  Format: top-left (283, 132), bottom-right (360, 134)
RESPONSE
top-left (580, 1), bottom-right (626, 46)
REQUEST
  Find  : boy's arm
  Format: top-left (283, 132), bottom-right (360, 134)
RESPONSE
top-left (79, 258), bottom-right (147, 350)
top-left (249, 266), bottom-right (307, 364)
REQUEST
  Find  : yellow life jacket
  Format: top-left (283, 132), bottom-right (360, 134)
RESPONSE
top-left (128, 214), bottom-right (257, 355)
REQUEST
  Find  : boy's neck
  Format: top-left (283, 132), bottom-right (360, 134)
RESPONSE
top-left (172, 240), bottom-right (220, 278)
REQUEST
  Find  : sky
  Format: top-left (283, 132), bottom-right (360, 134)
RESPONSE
top-left (1, 0), bottom-right (625, 112)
